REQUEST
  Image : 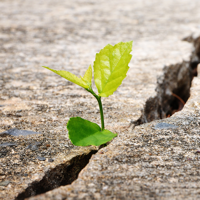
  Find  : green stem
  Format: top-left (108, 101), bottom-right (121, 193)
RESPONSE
top-left (86, 88), bottom-right (105, 131)
top-left (96, 96), bottom-right (104, 130)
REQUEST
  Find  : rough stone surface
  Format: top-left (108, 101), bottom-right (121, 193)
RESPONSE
top-left (0, 0), bottom-right (200, 199)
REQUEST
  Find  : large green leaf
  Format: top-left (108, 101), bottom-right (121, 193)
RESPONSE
top-left (67, 117), bottom-right (117, 146)
top-left (93, 41), bottom-right (132, 97)
top-left (42, 66), bottom-right (89, 89)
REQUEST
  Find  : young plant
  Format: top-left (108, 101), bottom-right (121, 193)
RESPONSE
top-left (43, 41), bottom-right (132, 146)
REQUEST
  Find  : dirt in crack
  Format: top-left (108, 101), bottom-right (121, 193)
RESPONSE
top-left (133, 36), bottom-right (200, 125)
top-left (15, 150), bottom-right (97, 200)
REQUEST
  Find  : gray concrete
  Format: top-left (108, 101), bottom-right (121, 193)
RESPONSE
top-left (0, 0), bottom-right (200, 199)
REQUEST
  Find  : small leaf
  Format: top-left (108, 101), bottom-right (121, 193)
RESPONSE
top-left (81, 65), bottom-right (92, 87)
top-left (67, 117), bottom-right (117, 146)
top-left (94, 41), bottom-right (132, 97)
top-left (42, 66), bottom-right (89, 89)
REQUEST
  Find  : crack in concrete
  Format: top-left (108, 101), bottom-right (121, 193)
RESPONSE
top-left (132, 36), bottom-right (200, 126)
top-left (15, 150), bottom-right (97, 200)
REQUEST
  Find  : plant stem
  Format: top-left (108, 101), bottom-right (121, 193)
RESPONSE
top-left (86, 88), bottom-right (105, 131)
top-left (96, 96), bottom-right (104, 131)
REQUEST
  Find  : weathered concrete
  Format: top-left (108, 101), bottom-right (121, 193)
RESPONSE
top-left (0, 0), bottom-right (200, 199)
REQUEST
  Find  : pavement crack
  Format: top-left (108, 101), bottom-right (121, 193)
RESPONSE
top-left (15, 149), bottom-right (97, 200)
top-left (132, 36), bottom-right (200, 126)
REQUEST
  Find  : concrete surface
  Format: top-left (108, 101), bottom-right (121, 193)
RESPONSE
top-left (0, 0), bottom-right (200, 199)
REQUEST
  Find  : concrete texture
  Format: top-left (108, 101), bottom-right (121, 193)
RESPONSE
top-left (0, 0), bottom-right (200, 199)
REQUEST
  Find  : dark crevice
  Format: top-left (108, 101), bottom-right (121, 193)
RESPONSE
top-left (133, 36), bottom-right (200, 126)
top-left (15, 149), bottom-right (97, 200)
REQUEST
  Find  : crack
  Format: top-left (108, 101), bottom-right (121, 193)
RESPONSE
top-left (132, 36), bottom-right (200, 126)
top-left (15, 149), bottom-right (97, 200)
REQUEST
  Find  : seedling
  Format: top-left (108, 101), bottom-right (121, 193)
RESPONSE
top-left (43, 41), bottom-right (132, 146)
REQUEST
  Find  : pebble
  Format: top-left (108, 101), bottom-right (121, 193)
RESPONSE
top-left (48, 158), bottom-right (54, 162)
top-left (0, 180), bottom-right (10, 186)
top-left (37, 156), bottom-right (46, 161)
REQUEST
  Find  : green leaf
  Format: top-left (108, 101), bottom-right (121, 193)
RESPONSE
top-left (67, 117), bottom-right (117, 146)
top-left (81, 65), bottom-right (92, 87)
top-left (42, 66), bottom-right (89, 89)
top-left (94, 41), bottom-right (132, 97)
